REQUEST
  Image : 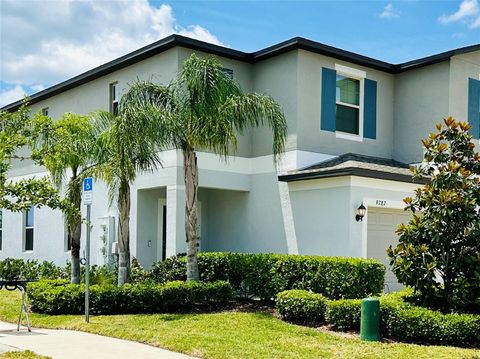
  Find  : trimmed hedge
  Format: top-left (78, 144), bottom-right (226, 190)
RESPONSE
top-left (148, 252), bottom-right (385, 300)
top-left (276, 290), bottom-right (327, 325)
top-left (0, 258), bottom-right (67, 281)
top-left (325, 299), bottom-right (362, 331)
top-left (2, 253), bottom-right (385, 301)
top-left (277, 289), bottom-right (480, 348)
top-left (28, 280), bottom-right (233, 315)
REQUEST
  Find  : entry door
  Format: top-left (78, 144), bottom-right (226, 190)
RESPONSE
top-left (157, 199), bottom-right (166, 261)
top-left (367, 208), bottom-right (411, 292)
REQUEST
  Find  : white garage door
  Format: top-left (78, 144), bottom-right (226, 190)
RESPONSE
top-left (367, 208), bottom-right (411, 292)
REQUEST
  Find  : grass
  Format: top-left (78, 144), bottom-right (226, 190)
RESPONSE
top-left (0, 291), bottom-right (478, 359)
top-left (0, 351), bottom-right (50, 359)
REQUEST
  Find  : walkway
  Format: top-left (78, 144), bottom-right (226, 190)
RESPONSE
top-left (0, 321), bottom-right (194, 359)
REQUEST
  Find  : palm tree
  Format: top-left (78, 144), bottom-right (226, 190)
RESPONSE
top-left (128, 54), bottom-right (287, 281)
top-left (91, 89), bottom-right (163, 285)
top-left (30, 112), bottom-right (93, 284)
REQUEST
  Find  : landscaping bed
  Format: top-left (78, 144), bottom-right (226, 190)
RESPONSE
top-left (276, 289), bottom-right (480, 348)
top-left (0, 290), bottom-right (478, 359)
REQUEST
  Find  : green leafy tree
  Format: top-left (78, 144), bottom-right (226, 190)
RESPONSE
top-left (91, 92), bottom-right (163, 286)
top-left (30, 112), bottom-right (95, 284)
top-left (0, 103), bottom-right (77, 219)
top-left (127, 54), bottom-right (287, 281)
top-left (388, 117), bottom-right (480, 313)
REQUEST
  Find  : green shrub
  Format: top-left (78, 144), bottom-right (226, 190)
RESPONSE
top-left (322, 290), bottom-right (479, 348)
top-left (0, 258), bottom-right (68, 281)
top-left (129, 257), bottom-right (149, 284)
top-left (380, 296), bottom-right (480, 347)
top-left (325, 299), bottom-right (362, 331)
top-left (276, 290), bottom-right (327, 325)
top-left (28, 279), bottom-right (233, 315)
top-left (147, 252), bottom-right (385, 300)
top-left (388, 118), bottom-right (480, 313)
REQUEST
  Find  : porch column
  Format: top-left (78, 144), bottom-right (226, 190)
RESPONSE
top-left (166, 185), bottom-right (186, 257)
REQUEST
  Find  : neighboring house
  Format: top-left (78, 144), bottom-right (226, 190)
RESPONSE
top-left (1, 35), bottom-right (479, 290)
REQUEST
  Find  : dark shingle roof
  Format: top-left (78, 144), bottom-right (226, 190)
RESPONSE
top-left (278, 153), bottom-right (426, 184)
top-left (2, 34), bottom-right (479, 112)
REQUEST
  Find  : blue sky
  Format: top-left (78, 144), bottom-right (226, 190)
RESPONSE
top-left (158, 0), bottom-right (479, 60)
top-left (1, 0), bottom-right (479, 107)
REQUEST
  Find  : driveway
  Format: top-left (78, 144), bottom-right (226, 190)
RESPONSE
top-left (0, 321), bottom-right (194, 359)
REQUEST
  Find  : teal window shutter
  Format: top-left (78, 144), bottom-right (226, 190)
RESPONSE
top-left (321, 67), bottom-right (336, 132)
top-left (468, 78), bottom-right (480, 139)
top-left (363, 78), bottom-right (377, 139)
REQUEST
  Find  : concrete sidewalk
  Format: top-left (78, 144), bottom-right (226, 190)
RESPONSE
top-left (0, 321), bottom-right (194, 359)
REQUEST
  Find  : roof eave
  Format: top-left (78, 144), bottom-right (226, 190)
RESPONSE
top-left (278, 167), bottom-right (427, 184)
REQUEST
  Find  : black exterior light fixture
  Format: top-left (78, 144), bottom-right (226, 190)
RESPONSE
top-left (355, 203), bottom-right (366, 222)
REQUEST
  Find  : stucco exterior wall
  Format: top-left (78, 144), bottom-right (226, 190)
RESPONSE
top-left (251, 51), bottom-right (299, 157)
top-left (448, 51), bottom-right (480, 123)
top-left (393, 61), bottom-right (450, 164)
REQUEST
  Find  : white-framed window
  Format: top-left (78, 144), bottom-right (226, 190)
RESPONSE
top-left (221, 68), bottom-right (234, 79)
top-left (0, 209), bottom-right (3, 251)
top-left (41, 107), bottom-right (49, 116)
top-left (24, 205), bottom-right (34, 251)
top-left (110, 82), bottom-right (119, 115)
top-left (335, 64), bottom-right (365, 140)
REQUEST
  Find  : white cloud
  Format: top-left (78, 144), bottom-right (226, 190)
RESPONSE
top-left (379, 4), bottom-right (400, 19)
top-left (471, 14), bottom-right (480, 27)
top-left (451, 32), bottom-right (466, 38)
top-left (0, 0), bottom-right (222, 107)
top-left (438, 0), bottom-right (480, 28)
top-left (0, 85), bottom-right (28, 107)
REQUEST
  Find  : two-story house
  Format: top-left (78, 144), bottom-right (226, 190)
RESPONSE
top-left (1, 35), bottom-right (479, 290)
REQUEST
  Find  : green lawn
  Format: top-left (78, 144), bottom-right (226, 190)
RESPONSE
top-left (0, 291), bottom-right (478, 359)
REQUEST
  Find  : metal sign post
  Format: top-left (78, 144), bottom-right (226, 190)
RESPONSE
top-left (83, 177), bottom-right (93, 323)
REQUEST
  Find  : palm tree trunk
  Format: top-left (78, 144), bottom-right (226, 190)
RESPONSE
top-left (117, 182), bottom-right (131, 286)
top-left (70, 218), bottom-right (81, 284)
top-left (184, 147), bottom-right (199, 281)
top-left (69, 177), bottom-right (82, 284)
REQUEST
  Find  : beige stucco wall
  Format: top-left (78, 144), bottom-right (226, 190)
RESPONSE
top-left (393, 61), bottom-right (451, 164)
top-left (251, 51), bottom-right (299, 157)
top-left (449, 51), bottom-right (480, 123)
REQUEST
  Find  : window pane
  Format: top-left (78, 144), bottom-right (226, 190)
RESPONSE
top-left (25, 228), bottom-right (34, 251)
top-left (113, 102), bottom-right (119, 116)
top-left (336, 104), bottom-right (359, 134)
top-left (25, 206), bottom-right (34, 227)
top-left (336, 75), bottom-right (359, 106)
top-left (0, 231), bottom-right (2, 251)
top-left (0, 209), bottom-right (2, 229)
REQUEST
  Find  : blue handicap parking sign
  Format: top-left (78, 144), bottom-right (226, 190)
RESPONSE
top-left (83, 177), bottom-right (93, 192)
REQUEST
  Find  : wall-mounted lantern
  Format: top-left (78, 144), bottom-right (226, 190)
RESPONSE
top-left (355, 203), bottom-right (366, 222)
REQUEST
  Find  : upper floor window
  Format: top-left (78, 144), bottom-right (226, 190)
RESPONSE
top-left (110, 82), bottom-right (119, 115)
top-left (0, 209), bottom-right (3, 251)
top-left (321, 65), bottom-right (377, 141)
top-left (24, 205), bottom-right (34, 251)
top-left (41, 107), bottom-right (49, 116)
top-left (336, 75), bottom-right (360, 135)
top-left (221, 68), bottom-right (234, 80)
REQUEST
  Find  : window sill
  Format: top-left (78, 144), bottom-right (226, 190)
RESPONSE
top-left (335, 132), bottom-right (364, 142)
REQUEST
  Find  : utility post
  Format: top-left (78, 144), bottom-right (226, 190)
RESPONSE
top-left (82, 177), bottom-right (93, 323)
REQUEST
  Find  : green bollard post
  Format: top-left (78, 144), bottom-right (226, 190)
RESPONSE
top-left (360, 297), bottom-right (380, 341)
